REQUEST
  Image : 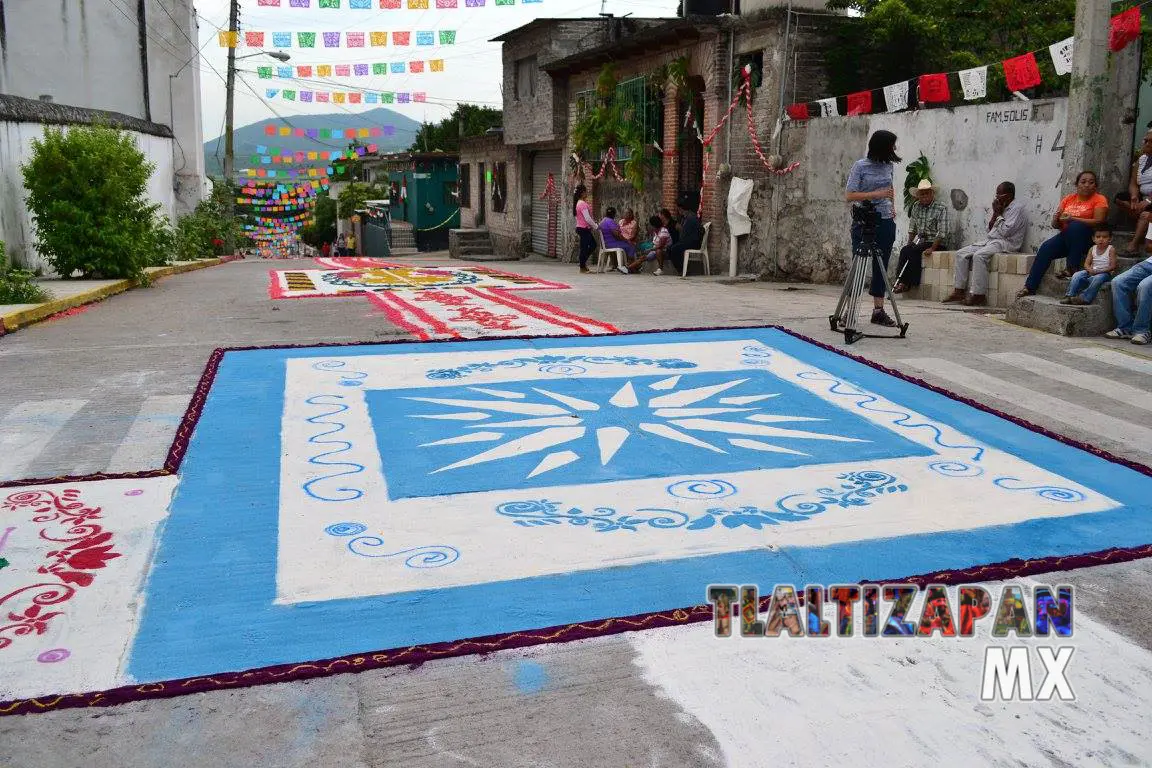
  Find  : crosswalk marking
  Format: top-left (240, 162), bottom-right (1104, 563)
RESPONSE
top-left (0, 400), bottom-right (87, 480)
top-left (899, 358), bottom-right (1152, 454)
top-left (104, 395), bottom-right (190, 473)
top-left (1066, 347), bottom-right (1152, 377)
top-left (986, 352), bottom-right (1152, 414)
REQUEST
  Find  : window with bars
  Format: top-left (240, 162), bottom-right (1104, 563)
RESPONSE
top-left (574, 78), bottom-right (663, 163)
top-left (459, 164), bottom-right (471, 208)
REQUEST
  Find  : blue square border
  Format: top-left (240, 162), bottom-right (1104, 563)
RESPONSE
top-left (125, 326), bottom-right (1152, 687)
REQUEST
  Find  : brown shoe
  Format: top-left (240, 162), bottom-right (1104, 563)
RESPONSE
top-left (963, 294), bottom-right (987, 307)
top-left (942, 289), bottom-right (967, 303)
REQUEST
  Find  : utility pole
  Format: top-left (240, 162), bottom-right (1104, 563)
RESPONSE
top-left (1060, 0), bottom-right (1110, 189)
top-left (223, 0), bottom-right (240, 256)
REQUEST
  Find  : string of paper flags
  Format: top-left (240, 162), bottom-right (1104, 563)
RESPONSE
top-left (250, 145), bottom-right (380, 162)
top-left (264, 88), bottom-right (428, 103)
top-left (251, 0), bottom-right (540, 8)
top-left (257, 61), bottom-right (444, 78)
top-left (262, 125), bottom-right (388, 138)
top-left (785, 7), bottom-right (1142, 120)
top-left (220, 29), bottom-right (456, 47)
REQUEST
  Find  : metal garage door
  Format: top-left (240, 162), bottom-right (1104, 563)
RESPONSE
top-left (531, 150), bottom-right (562, 256)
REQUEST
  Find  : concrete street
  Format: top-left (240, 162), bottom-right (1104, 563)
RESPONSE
top-left (1, 255), bottom-right (1150, 767)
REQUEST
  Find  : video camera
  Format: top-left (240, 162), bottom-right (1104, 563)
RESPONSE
top-left (851, 200), bottom-right (880, 247)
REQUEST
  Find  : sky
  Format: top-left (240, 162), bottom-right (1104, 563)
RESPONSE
top-left (195, 0), bottom-right (680, 142)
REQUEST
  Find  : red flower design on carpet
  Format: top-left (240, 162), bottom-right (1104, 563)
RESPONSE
top-left (0, 489), bottom-right (120, 650)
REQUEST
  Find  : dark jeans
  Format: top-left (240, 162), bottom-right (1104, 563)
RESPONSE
top-left (851, 218), bottom-right (897, 298)
top-left (577, 227), bottom-right (596, 268)
top-left (667, 242), bottom-right (688, 272)
top-left (895, 242), bottom-right (932, 288)
top-left (1025, 221), bottom-right (1094, 292)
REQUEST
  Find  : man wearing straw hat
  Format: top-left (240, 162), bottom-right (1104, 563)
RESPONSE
top-left (894, 178), bottom-right (949, 294)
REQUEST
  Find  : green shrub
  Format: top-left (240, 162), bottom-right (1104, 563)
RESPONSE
top-left (21, 124), bottom-right (165, 280)
top-left (0, 242), bottom-right (49, 304)
top-left (173, 180), bottom-right (246, 261)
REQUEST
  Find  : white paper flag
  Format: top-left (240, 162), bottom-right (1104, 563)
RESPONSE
top-left (959, 66), bottom-right (988, 100)
top-left (883, 81), bottom-right (909, 113)
top-left (1049, 36), bottom-right (1074, 76)
top-left (818, 97), bottom-right (839, 117)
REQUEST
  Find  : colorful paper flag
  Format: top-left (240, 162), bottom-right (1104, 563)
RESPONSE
top-left (297, 65), bottom-right (313, 77)
top-left (1110, 7), bottom-right (1141, 53)
top-left (351, 0), bottom-right (372, 7)
top-left (245, 32), bottom-right (265, 47)
top-left (317, 92), bottom-right (330, 102)
top-left (883, 81), bottom-right (908, 112)
top-left (1049, 37), bottom-right (1074, 77)
top-left (318, 64), bottom-right (333, 77)
top-left (334, 92), bottom-right (346, 103)
top-left (380, 0), bottom-right (401, 7)
top-left (959, 66), bottom-right (988, 100)
top-left (382, 92), bottom-right (395, 103)
top-left (277, 66), bottom-right (293, 78)
top-left (918, 73), bottom-right (950, 103)
top-left (410, 60), bottom-right (425, 72)
top-left (393, 31), bottom-right (411, 45)
top-left (416, 31), bottom-right (435, 45)
top-left (349, 93), bottom-right (363, 104)
top-left (290, 0), bottom-right (311, 6)
top-left (259, 0), bottom-right (282, 5)
top-left (430, 59), bottom-right (444, 72)
top-left (273, 32), bottom-right (292, 47)
top-left (846, 91), bottom-right (871, 116)
top-left (335, 64), bottom-right (351, 76)
top-left (408, 0), bottom-right (429, 7)
top-left (355, 63), bottom-right (370, 76)
top-left (391, 62), bottom-right (406, 73)
top-left (298, 32), bottom-right (316, 47)
top-left (373, 62), bottom-right (387, 75)
top-left (218, 31), bottom-right (238, 48)
top-left (258, 67), bottom-right (273, 79)
top-left (366, 93), bottom-right (379, 103)
top-left (817, 97), bottom-right (838, 117)
top-left (371, 31), bottom-right (388, 47)
top-left (785, 103), bottom-right (809, 121)
top-left (267, 89), bottom-right (280, 99)
top-left (347, 32), bottom-right (366, 48)
top-left (397, 92), bottom-right (411, 103)
top-left (319, 0), bottom-right (340, 6)
top-left (1002, 53), bottom-right (1040, 92)
top-left (324, 32), bottom-right (341, 48)
top-left (413, 92), bottom-right (426, 103)
top-left (437, 0), bottom-right (458, 7)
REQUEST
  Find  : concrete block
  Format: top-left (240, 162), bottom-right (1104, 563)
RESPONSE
top-left (1006, 295), bottom-right (1116, 337)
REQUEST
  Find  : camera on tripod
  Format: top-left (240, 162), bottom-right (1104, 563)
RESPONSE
top-left (851, 200), bottom-right (880, 246)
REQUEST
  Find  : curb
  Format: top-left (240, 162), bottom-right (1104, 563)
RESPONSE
top-left (0, 258), bottom-right (233, 334)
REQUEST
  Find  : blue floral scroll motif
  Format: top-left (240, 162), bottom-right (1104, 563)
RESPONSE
top-left (667, 479), bottom-right (738, 500)
top-left (740, 345), bottom-right (775, 367)
top-left (797, 372), bottom-right (987, 462)
top-left (324, 521), bottom-right (459, 568)
top-left (992, 478), bottom-right (1086, 503)
top-left (426, 355), bottom-right (698, 381)
top-left (928, 461), bottom-right (985, 478)
top-left (497, 471), bottom-right (909, 533)
top-left (313, 360), bottom-right (368, 387)
top-left (302, 395), bottom-right (366, 502)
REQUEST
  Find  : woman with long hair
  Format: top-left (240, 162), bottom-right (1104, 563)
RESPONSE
top-left (573, 184), bottom-right (597, 274)
top-left (1017, 170), bottom-right (1108, 297)
top-left (844, 130), bottom-right (901, 327)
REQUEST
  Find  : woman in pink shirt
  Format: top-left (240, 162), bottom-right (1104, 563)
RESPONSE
top-left (573, 185), bottom-right (596, 274)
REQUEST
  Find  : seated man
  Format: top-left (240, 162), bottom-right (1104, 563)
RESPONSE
top-left (1106, 246), bottom-right (1152, 345)
top-left (895, 179), bottom-right (949, 293)
top-left (666, 199), bottom-right (703, 274)
top-left (943, 181), bottom-right (1028, 306)
top-left (1115, 130), bottom-right (1152, 254)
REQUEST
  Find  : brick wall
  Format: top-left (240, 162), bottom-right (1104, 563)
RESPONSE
top-left (458, 135), bottom-right (525, 257)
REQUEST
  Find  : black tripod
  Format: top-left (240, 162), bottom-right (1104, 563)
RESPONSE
top-left (829, 204), bottom-right (909, 345)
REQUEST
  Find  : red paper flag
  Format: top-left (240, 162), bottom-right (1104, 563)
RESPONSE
top-left (786, 103), bottom-right (809, 121)
top-left (1002, 52), bottom-right (1042, 92)
top-left (846, 91), bottom-right (872, 116)
top-left (918, 73), bottom-right (951, 103)
top-left (1110, 7), bottom-right (1141, 52)
top-left (264, 125), bottom-right (276, 136)
top-left (245, 32), bottom-right (265, 48)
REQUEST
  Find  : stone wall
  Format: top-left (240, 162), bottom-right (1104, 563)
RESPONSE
top-left (761, 98), bottom-right (1072, 284)
top-left (458, 135), bottom-right (526, 258)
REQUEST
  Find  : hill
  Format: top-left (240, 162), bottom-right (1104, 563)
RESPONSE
top-left (203, 108), bottom-right (422, 177)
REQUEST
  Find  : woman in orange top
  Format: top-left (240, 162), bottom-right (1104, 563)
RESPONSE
top-left (1018, 171), bottom-right (1108, 297)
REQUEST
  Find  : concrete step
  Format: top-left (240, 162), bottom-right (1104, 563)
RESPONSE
top-left (450, 252), bottom-right (521, 262)
top-left (390, 247), bottom-right (419, 256)
top-left (455, 245), bottom-right (497, 255)
top-left (1006, 294), bottom-right (1115, 337)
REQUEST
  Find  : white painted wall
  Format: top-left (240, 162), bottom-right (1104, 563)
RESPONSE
top-left (0, 122), bottom-right (176, 274)
top-left (0, 1), bottom-right (205, 216)
top-left (802, 99), bottom-right (1070, 253)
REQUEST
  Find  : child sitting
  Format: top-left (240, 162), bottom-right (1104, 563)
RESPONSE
top-left (1061, 224), bottom-right (1117, 305)
top-left (626, 216), bottom-right (672, 274)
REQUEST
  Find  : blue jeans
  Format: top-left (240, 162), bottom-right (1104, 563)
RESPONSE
top-left (1025, 221), bottom-right (1094, 292)
top-left (1111, 260), bottom-right (1152, 335)
top-left (851, 218), bottom-right (897, 298)
top-left (1066, 270), bottom-right (1111, 303)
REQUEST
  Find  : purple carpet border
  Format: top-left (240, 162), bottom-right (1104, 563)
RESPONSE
top-left (2, 324), bottom-right (1151, 717)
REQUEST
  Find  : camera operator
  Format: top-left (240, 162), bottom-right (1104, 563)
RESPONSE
top-left (845, 130), bottom-right (901, 327)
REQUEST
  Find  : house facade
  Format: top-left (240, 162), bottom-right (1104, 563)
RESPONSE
top-left (0, 1), bottom-right (206, 271)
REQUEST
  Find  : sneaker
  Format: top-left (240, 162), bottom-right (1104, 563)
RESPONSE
top-left (871, 309), bottom-right (897, 327)
top-left (1059, 296), bottom-right (1073, 304)
top-left (1070, 296), bottom-right (1088, 305)
top-left (579, 267), bottom-right (590, 274)
top-left (618, 265), bottom-right (629, 275)
top-left (653, 268), bottom-right (663, 276)
top-left (1105, 328), bottom-right (1133, 339)
top-left (1133, 333), bottom-right (1151, 345)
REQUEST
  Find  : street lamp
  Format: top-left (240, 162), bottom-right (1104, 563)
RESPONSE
top-left (223, 37), bottom-right (293, 255)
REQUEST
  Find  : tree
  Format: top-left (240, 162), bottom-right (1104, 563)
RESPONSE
top-left (300, 194), bottom-right (338, 246)
top-left (408, 103), bottom-right (502, 154)
top-left (821, 0), bottom-right (1079, 100)
top-left (337, 182), bottom-right (390, 218)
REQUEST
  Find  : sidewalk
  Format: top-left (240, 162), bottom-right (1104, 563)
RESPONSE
top-left (0, 257), bottom-right (240, 334)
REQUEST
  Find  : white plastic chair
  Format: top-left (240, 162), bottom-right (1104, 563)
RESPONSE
top-left (593, 226), bottom-right (627, 273)
top-left (681, 222), bottom-right (712, 278)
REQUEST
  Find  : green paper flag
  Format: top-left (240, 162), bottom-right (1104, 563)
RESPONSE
top-left (320, 129), bottom-right (331, 139)
top-left (495, 0), bottom-right (514, 5)
top-left (257, 67), bottom-right (273, 79)
top-left (319, 0), bottom-right (340, 6)
top-left (373, 62), bottom-right (387, 75)
top-left (284, 90), bottom-right (296, 101)
top-left (336, 165), bottom-right (346, 174)
top-left (298, 32), bottom-right (316, 48)
top-left (382, 92), bottom-right (394, 103)
top-left (0, 558), bottom-right (8, 571)
top-left (439, 30), bottom-right (456, 44)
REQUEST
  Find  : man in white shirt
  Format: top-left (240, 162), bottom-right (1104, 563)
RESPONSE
top-left (943, 182), bottom-right (1029, 306)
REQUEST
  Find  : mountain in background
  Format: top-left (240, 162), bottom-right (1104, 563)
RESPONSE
top-left (203, 108), bottom-right (423, 177)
